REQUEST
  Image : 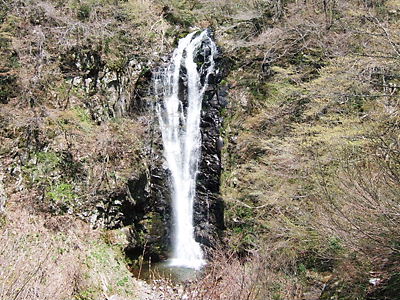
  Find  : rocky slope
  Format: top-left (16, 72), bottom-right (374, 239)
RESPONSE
top-left (1, 0), bottom-right (400, 299)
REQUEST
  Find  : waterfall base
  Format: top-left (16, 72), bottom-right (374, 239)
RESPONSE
top-left (168, 257), bottom-right (205, 270)
top-left (132, 260), bottom-right (203, 283)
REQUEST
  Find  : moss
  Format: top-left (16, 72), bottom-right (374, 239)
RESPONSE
top-left (81, 237), bottom-right (137, 299)
top-left (137, 212), bottom-right (168, 258)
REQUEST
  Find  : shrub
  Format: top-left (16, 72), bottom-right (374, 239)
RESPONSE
top-left (46, 183), bottom-right (77, 212)
top-left (77, 3), bottom-right (91, 21)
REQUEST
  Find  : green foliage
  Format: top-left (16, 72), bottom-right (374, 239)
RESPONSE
top-left (319, 267), bottom-right (371, 300)
top-left (158, 0), bottom-right (198, 27)
top-left (297, 263), bottom-right (307, 275)
top-left (0, 215), bottom-right (7, 228)
top-left (0, 3), bottom-right (8, 23)
top-left (106, 56), bottom-right (128, 72)
top-left (46, 183), bottom-right (77, 208)
top-left (23, 151), bottom-right (61, 185)
top-left (73, 106), bottom-right (93, 126)
top-left (74, 287), bottom-right (98, 300)
top-left (116, 275), bottom-right (129, 287)
top-left (217, 1), bottom-right (400, 298)
top-left (77, 3), bottom-right (91, 20)
top-left (382, 273), bottom-right (400, 298)
top-left (288, 49), bottom-right (327, 80)
top-left (81, 237), bottom-right (137, 299)
top-left (22, 150), bottom-right (85, 214)
top-left (328, 236), bottom-right (343, 253)
top-left (225, 203), bottom-right (259, 252)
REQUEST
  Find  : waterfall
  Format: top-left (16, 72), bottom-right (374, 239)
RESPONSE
top-left (154, 30), bottom-right (217, 270)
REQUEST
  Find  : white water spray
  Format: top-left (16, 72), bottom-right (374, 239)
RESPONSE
top-left (154, 30), bottom-right (217, 270)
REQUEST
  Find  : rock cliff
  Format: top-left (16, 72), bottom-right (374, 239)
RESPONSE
top-left (125, 30), bottom-right (227, 261)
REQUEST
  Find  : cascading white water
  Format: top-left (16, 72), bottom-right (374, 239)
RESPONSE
top-left (154, 30), bottom-right (217, 270)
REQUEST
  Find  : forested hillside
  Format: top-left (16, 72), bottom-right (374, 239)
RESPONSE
top-left (0, 0), bottom-right (399, 299)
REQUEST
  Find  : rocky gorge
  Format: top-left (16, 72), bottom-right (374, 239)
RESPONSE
top-left (1, 0), bottom-right (399, 299)
top-left (124, 29), bottom-right (227, 262)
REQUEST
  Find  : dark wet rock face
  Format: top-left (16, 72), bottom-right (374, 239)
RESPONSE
top-left (102, 31), bottom-right (228, 263)
top-left (127, 31), bottom-right (228, 261)
top-left (194, 36), bottom-right (227, 247)
top-left (43, 32), bottom-right (227, 263)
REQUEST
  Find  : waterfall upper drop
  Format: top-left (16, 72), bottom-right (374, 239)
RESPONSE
top-left (154, 30), bottom-right (218, 270)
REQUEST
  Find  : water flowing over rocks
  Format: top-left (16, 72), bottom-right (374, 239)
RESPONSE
top-left (125, 30), bottom-right (227, 263)
top-left (53, 29), bottom-right (227, 267)
top-left (155, 30), bottom-right (218, 268)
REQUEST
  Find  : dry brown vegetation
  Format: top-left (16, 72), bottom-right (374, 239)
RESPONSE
top-left (0, 1), bottom-right (170, 299)
top-left (0, 0), bottom-right (160, 222)
top-left (178, 0), bottom-right (400, 299)
top-left (0, 203), bottom-right (142, 300)
top-left (0, 0), bottom-right (399, 299)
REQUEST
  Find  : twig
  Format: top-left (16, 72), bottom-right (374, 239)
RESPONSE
top-left (368, 13), bottom-right (400, 57)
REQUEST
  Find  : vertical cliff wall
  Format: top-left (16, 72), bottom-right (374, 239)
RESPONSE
top-left (126, 30), bottom-right (227, 261)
